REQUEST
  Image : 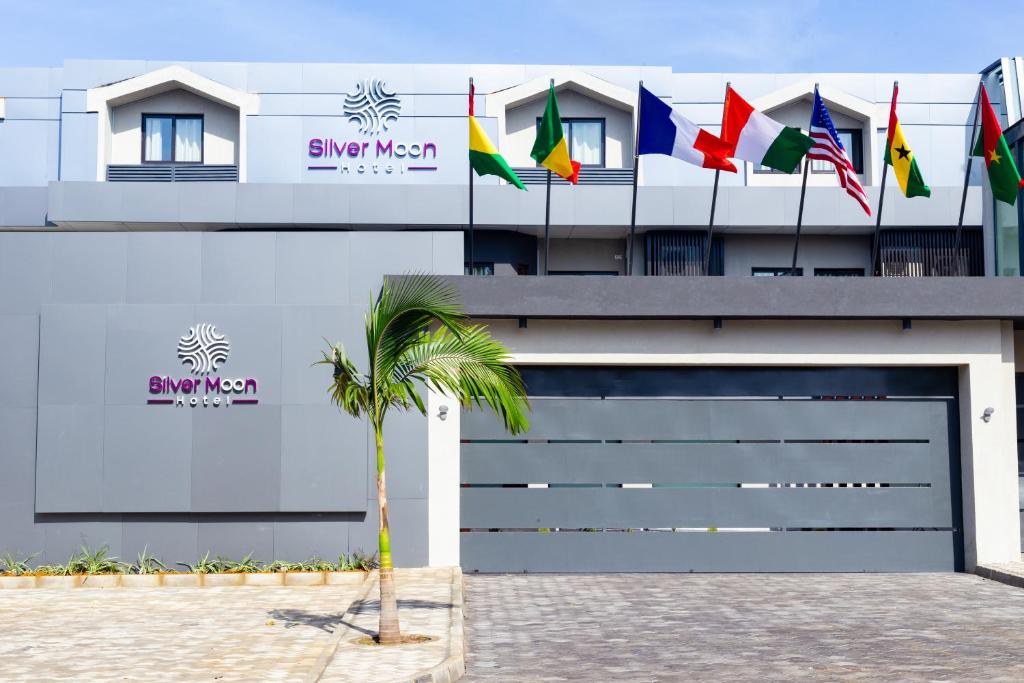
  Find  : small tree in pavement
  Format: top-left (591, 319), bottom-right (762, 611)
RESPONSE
top-left (319, 274), bottom-right (528, 644)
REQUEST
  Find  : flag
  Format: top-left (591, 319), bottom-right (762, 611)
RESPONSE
top-left (884, 84), bottom-right (930, 198)
top-left (469, 82), bottom-right (525, 190)
top-left (530, 84), bottom-right (581, 184)
top-left (721, 85), bottom-right (812, 174)
top-left (808, 88), bottom-right (871, 215)
top-left (637, 85), bottom-right (735, 172)
top-left (972, 85), bottom-right (1024, 205)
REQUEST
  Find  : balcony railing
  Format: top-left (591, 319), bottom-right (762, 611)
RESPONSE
top-left (511, 167), bottom-right (633, 185)
top-left (106, 164), bottom-right (239, 182)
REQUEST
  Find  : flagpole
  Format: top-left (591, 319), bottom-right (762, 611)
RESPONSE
top-left (954, 81), bottom-right (984, 276)
top-left (468, 77), bottom-right (475, 275)
top-left (871, 80), bottom-right (897, 276)
top-left (790, 82), bottom-right (818, 276)
top-left (702, 80), bottom-right (731, 276)
top-left (543, 78), bottom-right (554, 276)
top-left (627, 80), bottom-right (642, 276)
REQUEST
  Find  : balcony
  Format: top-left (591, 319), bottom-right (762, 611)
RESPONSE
top-left (106, 164), bottom-right (239, 182)
top-left (511, 167), bottom-right (633, 185)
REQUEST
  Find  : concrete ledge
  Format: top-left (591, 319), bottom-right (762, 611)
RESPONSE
top-left (389, 568), bottom-right (466, 683)
top-left (423, 274), bottom-right (1024, 320)
top-left (975, 563), bottom-right (1024, 589)
top-left (0, 571), bottom-right (370, 589)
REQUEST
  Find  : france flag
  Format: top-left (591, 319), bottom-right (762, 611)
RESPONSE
top-left (637, 85), bottom-right (735, 172)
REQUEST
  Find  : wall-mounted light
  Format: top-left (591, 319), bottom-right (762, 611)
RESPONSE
top-left (438, 405), bottom-right (449, 421)
top-left (982, 407), bottom-right (994, 423)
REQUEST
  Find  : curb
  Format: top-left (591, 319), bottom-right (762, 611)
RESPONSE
top-left (0, 571), bottom-right (369, 590)
top-left (975, 564), bottom-right (1024, 589)
top-left (305, 569), bottom-right (380, 683)
top-left (393, 567), bottom-right (466, 683)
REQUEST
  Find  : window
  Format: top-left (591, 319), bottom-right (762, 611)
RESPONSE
top-left (752, 267), bottom-right (802, 276)
top-left (464, 262), bottom-right (495, 276)
top-left (811, 129), bottom-right (863, 174)
top-left (536, 118), bottom-right (605, 167)
top-left (143, 114), bottom-right (203, 163)
top-left (754, 128), bottom-right (863, 174)
top-left (814, 268), bottom-right (865, 277)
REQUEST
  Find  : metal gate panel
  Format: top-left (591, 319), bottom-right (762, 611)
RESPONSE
top-left (461, 372), bottom-right (960, 573)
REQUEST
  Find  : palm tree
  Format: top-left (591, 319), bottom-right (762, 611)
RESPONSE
top-left (319, 274), bottom-right (528, 644)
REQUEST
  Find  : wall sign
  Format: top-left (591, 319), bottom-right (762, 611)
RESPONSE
top-left (148, 324), bottom-right (258, 407)
top-left (307, 78), bottom-right (439, 176)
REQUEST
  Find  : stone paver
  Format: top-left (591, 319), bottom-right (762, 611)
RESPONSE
top-left (463, 573), bottom-right (1024, 682)
top-left (320, 567), bottom-right (461, 682)
top-left (0, 582), bottom-right (364, 682)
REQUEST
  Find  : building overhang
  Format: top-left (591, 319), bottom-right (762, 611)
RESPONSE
top-left (423, 274), bottom-right (1024, 321)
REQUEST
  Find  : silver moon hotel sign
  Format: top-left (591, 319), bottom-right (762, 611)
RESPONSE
top-left (148, 324), bottom-right (258, 407)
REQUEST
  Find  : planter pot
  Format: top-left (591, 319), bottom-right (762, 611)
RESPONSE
top-left (36, 575), bottom-right (81, 589)
top-left (243, 572), bottom-right (285, 587)
top-left (284, 571), bottom-right (326, 586)
top-left (325, 571), bottom-right (367, 587)
top-left (202, 573), bottom-right (245, 587)
top-left (161, 573), bottom-right (202, 588)
top-left (120, 574), bottom-right (162, 588)
top-left (0, 575), bottom-right (36, 589)
top-left (79, 574), bottom-right (121, 588)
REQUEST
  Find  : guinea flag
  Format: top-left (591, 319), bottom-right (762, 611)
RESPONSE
top-left (531, 84), bottom-right (581, 184)
top-left (972, 84), bottom-right (1024, 205)
top-left (720, 85), bottom-right (813, 174)
top-left (469, 116), bottom-right (526, 190)
top-left (884, 83), bottom-right (930, 198)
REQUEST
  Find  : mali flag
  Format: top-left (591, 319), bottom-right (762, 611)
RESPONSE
top-left (884, 84), bottom-right (930, 198)
top-left (972, 85), bottom-right (1024, 205)
top-left (530, 84), bottom-right (581, 184)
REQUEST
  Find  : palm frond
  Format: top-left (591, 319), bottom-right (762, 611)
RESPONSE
top-left (317, 342), bottom-right (372, 418)
top-left (394, 326), bottom-right (529, 434)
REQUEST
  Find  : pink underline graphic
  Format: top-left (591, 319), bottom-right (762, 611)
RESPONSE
top-left (147, 399), bottom-right (173, 404)
top-left (407, 166), bottom-right (437, 171)
top-left (307, 165), bottom-right (338, 170)
top-left (232, 399), bottom-right (259, 404)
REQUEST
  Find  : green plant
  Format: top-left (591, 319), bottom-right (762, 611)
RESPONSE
top-left (179, 552), bottom-right (226, 574)
top-left (338, 551), bottom-right (379, 571)
top-left (67, 545), bottom-right (126, 574)
top-left (35, 562), bottom-right (74, 576)
top-left (319, 274), bottom-right (529, 644)
top-left (221, 553), bottom-right (263, 573)
top-left (130, 546), bottom-right (167, 575)
top-left (0, 552), bottom-right (39, 576)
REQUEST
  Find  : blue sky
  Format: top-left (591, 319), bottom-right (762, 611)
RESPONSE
top-left (0, 0), bottom-right (1021, 72)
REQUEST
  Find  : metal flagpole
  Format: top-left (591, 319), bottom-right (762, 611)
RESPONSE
top-left (954, 81), bottom-right (984, 276)
top-left (468, 77), bottom-right (475, 275)
top-left (703, 81), bottom-right (731, 276)
top-left (544, 78), bottom-right (553, 276)
top-left (870, 80), bottom-right (897, 276)
top-left (790, 82), bottom-right (818, 275)
top-left (627, 80), bottom-right (643, 276)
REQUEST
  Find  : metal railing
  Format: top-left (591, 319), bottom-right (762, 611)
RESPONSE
top-left (106, 165), bottom-right (239, 182)
top-left (511, 167), bottom-right (633, 185)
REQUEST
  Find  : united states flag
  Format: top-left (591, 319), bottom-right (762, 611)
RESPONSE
top-left (808, 89), bottom-right (871, 215)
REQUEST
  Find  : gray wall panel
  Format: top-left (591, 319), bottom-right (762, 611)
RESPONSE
top-left (191, 406), bottom-right (282, 512)
top-left (0, 502), bottom-right (46, 557)
top-left (103, 407), bottom-right (192, 512)
top-left (41, 520), bottom-right (123, 565)
top-left (276, 232), bottom-right (351, 305)
top-left (120, 518), bottom-right (198, 568)
top-left (35, 405), bottom-right (104, 513)
top-left (193, 305), bottom-right (283, 404)
top-left (51, 233), bottom-right (127, 304)
top-left (280, 405), bottom-right (367, 512)
top-left (280, 306), bottom-right (365, 405)
top-left (0, 315), bottom-right (39, 407)
top-left (126, 233), bottom-right (203, 304)
top-left (271, 518), bottom-right (349, 561)
top-left (195, 517), bottom-right (275, 562)
top-left (103, 305), bottom-right (195, 405)
top-left (38, 306), bottom-right (106, 405)
top-left (200, 232), bottom-right (276, 304)
top-left (461, 530), bottom-right (957, 573)
top-left (0, 408), bottom-right (37, 506)
top-left (0, 234), bottom-right (51, 314)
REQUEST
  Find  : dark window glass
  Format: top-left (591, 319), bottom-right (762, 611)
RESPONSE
top-left (814, 268), bottom-right (865, 277)
top-left (464, 263), bottom-right (495, 276)
top-left (752, 267), bottom-right (803, 276)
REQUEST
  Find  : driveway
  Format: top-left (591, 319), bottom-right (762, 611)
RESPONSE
top-left (463, 573), bottom-right (1024, 681)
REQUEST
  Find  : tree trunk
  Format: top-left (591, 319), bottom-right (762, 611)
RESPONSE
top-left (375, 428), bottom-right (401, 644)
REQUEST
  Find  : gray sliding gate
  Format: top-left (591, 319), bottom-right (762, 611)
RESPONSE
top-left (461, 367), bottom-right (962, 573)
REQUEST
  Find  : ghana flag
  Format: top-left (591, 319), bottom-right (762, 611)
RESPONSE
top-left (972, 84), bottom-right (1024, 205)
top-left (531, 84), bottom-right (581, 184)
top-left (884, 84), bottom-right (930, 198)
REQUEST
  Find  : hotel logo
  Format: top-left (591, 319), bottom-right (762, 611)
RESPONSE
top-left (149, 324), bottom-right (257, 408)
top-left (177, 323), bottom-right (230, 375)
top-left (343, 79), bottom-right (401, 135)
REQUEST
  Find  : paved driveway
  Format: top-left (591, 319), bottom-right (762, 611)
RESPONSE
top-left (463, 573), bottom-right (1024, 681)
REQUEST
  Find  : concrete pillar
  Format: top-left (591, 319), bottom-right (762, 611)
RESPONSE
top-left (427, 389), bottom-right (460, 567)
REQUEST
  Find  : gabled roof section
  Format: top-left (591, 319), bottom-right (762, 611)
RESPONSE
top-left (85, 65), bottom-right (258, 112)
top-left (752, 79), bottom-right (876, 122)
top-left (487, 69), bottom-right (635, 113)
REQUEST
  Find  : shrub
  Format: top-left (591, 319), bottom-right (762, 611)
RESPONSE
top-left (129, 546), bottom-right (167, 575)
top-left (0, 552), bottom-right (39, 576)
top-left (66, 546), bottom-right (126, 575)
top-left (178, 551), bottom-right (226, 574)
